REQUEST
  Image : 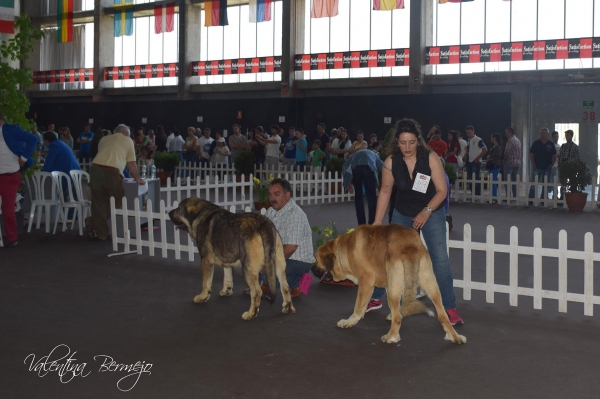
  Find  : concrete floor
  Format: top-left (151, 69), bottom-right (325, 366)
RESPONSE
top-left (2, 201), bottom-right (600, 399)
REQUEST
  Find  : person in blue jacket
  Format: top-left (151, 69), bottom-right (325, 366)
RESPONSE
top-left (0, 112), bottom-right (38, 248)
top-left (342, 149), bottom-right (384, 225)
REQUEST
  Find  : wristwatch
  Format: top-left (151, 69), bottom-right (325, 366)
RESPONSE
top-left (423, 206), bottom-right (433, 214)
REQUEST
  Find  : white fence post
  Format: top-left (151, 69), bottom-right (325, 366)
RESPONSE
top-left (558, 230), bottom-right (568, 313)
top-left (509, 226), bottom-right (519, 307)
top-left (584, 232), bottom-right (594, 316)
top-left (463, 223), bottom-right (472, 301)
top-left (486, 225), bottom-right (495, 304)
top-left (533, 228), bottom-right (543, 310)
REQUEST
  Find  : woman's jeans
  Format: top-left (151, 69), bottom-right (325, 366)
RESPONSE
top-left (372, 208), bottom-right (457, 310)
top-left (489, 167), bottom-right (500, 197)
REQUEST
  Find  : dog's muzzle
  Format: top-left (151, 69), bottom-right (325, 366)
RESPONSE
top-left (311, 262), bottom-right (325, 279)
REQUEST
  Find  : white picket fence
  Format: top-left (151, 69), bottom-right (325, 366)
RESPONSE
top-left (162, 170), bottom-right (354, 207)
top-left (450, 224), bottom-right (599, 316)
top-left (452, 172), bottom-right (600, 210)
top-left (110, 196), bottom-right (600, 316)
top-left (172, 162), bottom-right (323, 182)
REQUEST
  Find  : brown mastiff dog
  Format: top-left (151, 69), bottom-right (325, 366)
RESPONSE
top-left (312, 224), bottom-right (466, 345)
top-left (169, 197), bottom-right (295, 320)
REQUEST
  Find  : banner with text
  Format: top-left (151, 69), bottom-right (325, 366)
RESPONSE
top-left (294, 49), bottom-right (410, 71)
top-left (426, 37), bottom-right (600, 65)
top-left (190, 56), bottom-right (282, 76)
top-left (104, 63), bottom-right (179, 80)
top-left (32, 69), bottom-right (94, 84)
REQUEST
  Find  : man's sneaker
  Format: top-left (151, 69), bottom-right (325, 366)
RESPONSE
top-left (447, 308), bottom-right (464, 326)
top-left (366, 299), bottom-right (382, 312)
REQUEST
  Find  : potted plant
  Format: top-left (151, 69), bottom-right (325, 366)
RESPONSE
top-left (252, 174), bottom-right (272, 210)
top-left (154, 151), bottom-right (181, 186)
top-left (559, 158), bottom-right (592, 212)
top-left (325, 156), bottom-right (345, 194)
top-left (234, 150), bottom-right (255, 182)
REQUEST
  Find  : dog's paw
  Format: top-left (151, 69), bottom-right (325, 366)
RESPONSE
top-left (282, 302), bottom-right (296, 314)
top-left (444, 332), bottom-right (467, 344)
top-left (219, 288), bottom-right (233, 297)
top-left (242, 309), bottom-right (259, 320)
top-left (193, 293), bottom-right (210, 303)
top-left (381, 333), bottom-right (401, 344)
top-left (336, 318), bottom-right (357, 329)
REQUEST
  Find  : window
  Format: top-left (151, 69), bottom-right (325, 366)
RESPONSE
top-left (554, 123), bottom-right (579, 146)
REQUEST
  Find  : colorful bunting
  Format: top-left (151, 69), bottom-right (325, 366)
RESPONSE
top-left (57, 0), bottom-right (74, 43)
top-left (205, 0), bottom-right (228, 27)
top-left (249, 0), bottom-right (272, 23)
top-left (311, 0), bottom-right (339, 19)
top-left (373, 0), bottom-right (405, 11)
top-left (154, 2), bottom-right (175, 34)
top-left (0, 0), bottom-right (15, 34)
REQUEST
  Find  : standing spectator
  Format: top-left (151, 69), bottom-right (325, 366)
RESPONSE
top-left (31, 125), bottom-right (43, 154)
top-left (548, 131), bottom-right (561, 200)
top-left (370, 142), bottom-right (382, 155)
top-left (183, 127), bottom-right (198, 166)
top-left (426, 125), bottom-right (441, 141)
top-left (168, 128), bottom-right (185, 164)
top-left (503, 127), bottom-right (521, 199)
top-left (316, 123), bottom-right (330, 166)
top-left (258, 125), bottom-right (281, 168)
top-left (456, 130), bottom-right (468, 164)
top-left (427, 127), bottom-right (447, 158)
top-left (0, 112), bottom-right (38, 247)
top-left (165, 127), bottom-right (175, 151)
top-left (282, 126), bottom-right (297, 168)
top-left (248, 128), bottom-right (266, 166)
top-left (330, 128), bottom-right (352, 159)
top-left (558, 129), bottom-right (580, 200)
top-left (368, 133), bottom-right (378, 150)
top-left (195, 127), bottom-right (202, 138)
top-left (146, 129), bottom-right (156, 151)
top-left (293, 128), bottom-right (308, 171)
top-left (486, 133), bottom-right (503, 202)
top-left (228, 124), bottom-right (247, 165)
top-left (311, 139), bottom-right (325, 173)
top-left (342, 149), bottom-right (383, 225)
top-left (369, 118), bottom-right (463, 325)
top-left (85, 124), bottom-right (145, 241)
top-left (60, 127), bottom-right (74, 151)
top-left (208, 131), bottom-right (223, 163)
top-left (134, 127), bottom-right (148, 158)
top-left (213, 137), bottom-right (230, 166)
top-left (46, 123), bottom-right (59, 140)
top-left (528, 127), bottom-right (556, 201)
top-left (347, 131), bottom-right (368, 156)
top-left (445, 130), bottom-right (462, 175)
top-left (195, 128), bottom-right (213, 167)
top-left (77, 124), bottom-right (94, 163)
top-left (462, 125), bottom-right (487, 196)
top-left (330, 128), bottom-right (339, 144)
top-left (155, 125), bottom-right (168, 152)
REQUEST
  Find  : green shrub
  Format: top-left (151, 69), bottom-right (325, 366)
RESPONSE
top-left (558, 158), bottom-right (592, 193)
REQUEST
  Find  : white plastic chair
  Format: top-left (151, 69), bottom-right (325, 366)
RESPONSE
top-left (27, 171), bottom-right (61, 233)
top-left (69, 170), bottom-right (91, 206)
top-left (51, 171), bottom-right (91, 236)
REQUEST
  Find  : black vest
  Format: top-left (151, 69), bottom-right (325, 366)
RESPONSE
top-left (392, 152), bottom-right (440, 217)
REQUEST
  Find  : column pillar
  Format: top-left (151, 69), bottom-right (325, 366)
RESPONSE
top-left (94, 0), bottom-right (116, 101)
top-left (408, 0), bottom-right (432, 94)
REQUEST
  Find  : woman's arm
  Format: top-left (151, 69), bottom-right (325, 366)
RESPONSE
top-left (373, 157), bottom-right (395, 225)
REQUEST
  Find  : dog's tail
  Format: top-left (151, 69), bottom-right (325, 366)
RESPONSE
top-left (261, 227), bottom-right (278, 305)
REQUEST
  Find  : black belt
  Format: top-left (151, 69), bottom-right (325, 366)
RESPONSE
top-left (0, 171), bottom-right (19, 176)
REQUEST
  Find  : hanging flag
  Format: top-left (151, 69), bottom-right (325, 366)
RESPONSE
top-left (154, 2), bottom-right (175, 33)
top-left (0, 0), bottom-right (15, 34)
top-left (205, 0), bottom-right (228, 27)
top-left (373, 0), bottom-right (404, 10)
top-left (57, 0), bottom-right (74, 43)
top-left (311, 0), bottom-right (339, 19)
top-left (249, 0), bottom-right (272, 23)
top-left (114, 0), bottom-right (134, 37)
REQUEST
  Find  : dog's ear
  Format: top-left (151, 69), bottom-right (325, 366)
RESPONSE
top-left (321, 252), bottom-right (336, 272)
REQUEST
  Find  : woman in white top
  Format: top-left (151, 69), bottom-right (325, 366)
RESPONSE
top-left (61, 127), bottom-right (74, 150)
top-left (213, 137), bottom-right (231, 166)
top-left (330, 127), bottom-right (352, 159)
top-left (347, 130), bottom-right (368, 156)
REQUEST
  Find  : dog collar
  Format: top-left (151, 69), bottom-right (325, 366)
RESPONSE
top-left (334, 242), bottom-right (347, 279)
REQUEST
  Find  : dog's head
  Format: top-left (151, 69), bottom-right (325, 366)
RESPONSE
top-left (312, 238), bottom-right (346, 282)
top-left (168, 198), bottom-right (210, 239)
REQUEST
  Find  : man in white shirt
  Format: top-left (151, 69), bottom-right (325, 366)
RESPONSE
top-left (462, 125), bottom-right (487, 196)
top-left (257, 124), bottom-right (281, 168)
top-left (0, 112), bottom-right (39, 247)
top-left (264, 179), bottom-right (315, 297)
top-left (195, 128), bottom-right (214, 179)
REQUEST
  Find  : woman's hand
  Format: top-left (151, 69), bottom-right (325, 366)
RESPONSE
top-left (412, 210), bottom-right (431, 230)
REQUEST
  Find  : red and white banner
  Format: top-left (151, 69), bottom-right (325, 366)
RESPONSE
top-left (294, 49), bottom-right (409, 71)
top-left (426, 37), bottom-right (600, 65)
top-left (32, 69), bottom-right (94, 84)
top-left (104, 63), bottom-right (178, 80)
top-left (154, 2), bottom-right (175, 34)
top-left (190, 56), bottom-right (282, 76)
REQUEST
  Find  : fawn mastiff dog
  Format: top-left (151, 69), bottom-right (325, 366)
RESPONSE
top-left (168, 197), bottom-right (295, 320)
top-left (312, 224), bottom-right (466, 345)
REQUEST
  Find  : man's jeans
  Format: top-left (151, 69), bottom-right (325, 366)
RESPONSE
top-left (260, 259), bottom-right (312, 289)
top-left (372, 208), bottom-right (457, 310)
top-left (503, 164), bottom-right (519, 198)
top-left (466, 161), bottom-right (482, 196)
top-left (528, 166), bottom-right (552, 199)
top-left (548, 166), bottom-right (559, 198)
top-left (352, 165), bottom-right (377, 225)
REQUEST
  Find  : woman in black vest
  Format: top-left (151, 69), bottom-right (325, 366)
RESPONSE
top-left (368, 118), bottom-right (464, 326)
